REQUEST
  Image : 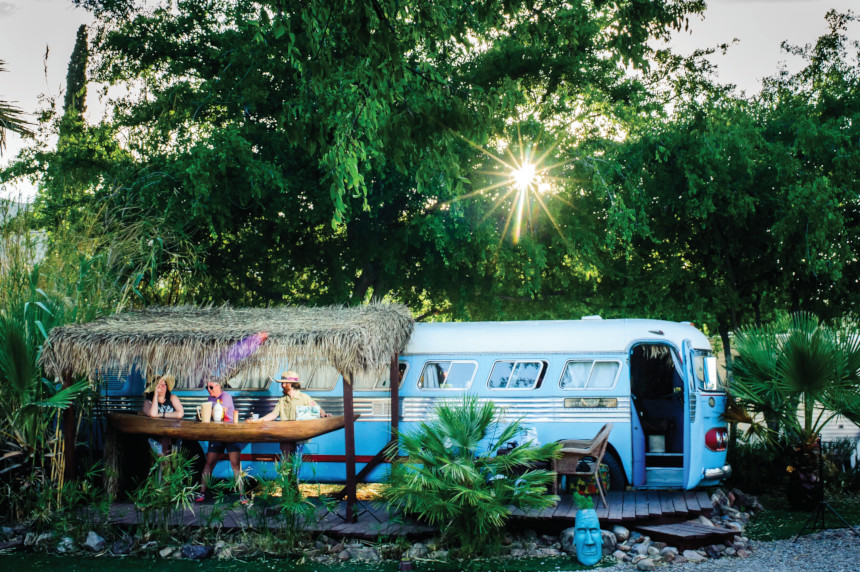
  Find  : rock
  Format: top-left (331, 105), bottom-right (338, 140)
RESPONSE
top-left (636, 558), bottom-right (656, 571)
top-left (630, 531), bottom-right (643, 542)
top-left (539, 547), bottom-right (562, 557)
top-left (696, 515), bottom-right (715, 527)
top-left (24, 533), bottom-right (36, 547)
top-left (509, 548), bottom-right (526, 558)
top-left (659, 546), bottom-right (679, 557)
top-left (724, 547), bottom-right (737, 556)
top-left (661, 551), bottom-right (675, 563)
top-left (181, 545), bottom-right (213, 559)
top-left (173, 550), bottom-right (183, 559)
top-left (601, 530), bottom-right (617, 555)
top-left (337, 550), bottom-right (350, 561)
top-left (110, 539), bottom-right (132, 555)
top-left (726, 522), bottom-right (743, 532)
top-left (736, 548), bottom-right (751, 558)
top-left (612, 525), bottom-right (630, 542)
top-left (632, 542), bottom-right (650, 556)
top-left (139, 540), bottom-right (158, 553)
top-left (722, 506), bottom-right (741, 519)
top-left (647, 546), bottom-right (660, 556)
top-left (704, 545), bottom-right (723, 558)
top-left (406, 543), bottom-right (428, 559)
top-left (674, 555), bottom-right (688, 564)
top-left (35, 532), bottom-right (55, 547)
top-left (502, 533), bottom-right (514, 545)
top-left (159, 547), bottom-right (175, 558)
top-left (84, 531), bottom-right (106, 552)
top-left (617, 542), bottom-right (631, 551)
top-left (213, 540), bottom-right (232, 560)
top-left (357, 547), bottom-right (382, 561)
top-left (682, 549), bottom-right (707, 562)
top-left (540, 534), bottom-right (556, 545)
top-left (559, 527), bottom-right (576, 554)
top-left (651, 541), bottom-right (667, 550)
top-left (56, 536), bottom-right (75, 554)
top-left (711, 489), bottom-right (730, 508)
top-left (631, 554), bottom-right (646, 564)
top-left (613, 549), bottom-right (628, 561)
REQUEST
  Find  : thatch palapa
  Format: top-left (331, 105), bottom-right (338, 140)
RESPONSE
top-left (40, 303), bottom-right (415, 385)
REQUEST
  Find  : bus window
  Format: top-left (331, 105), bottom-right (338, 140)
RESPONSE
top-left (487, 360), bottom-right (546, 389)
top-left (372, 362), bottom-right (408, 390)
top-left (560, 360), bottom-right (620, 390)
top-left (418, 361), bottom-right (477, 390)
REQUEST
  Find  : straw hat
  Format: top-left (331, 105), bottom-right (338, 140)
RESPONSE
top-left (277, 371), bottom-right (300, 383)
top-left (143, 373), bottom-right (176, 394)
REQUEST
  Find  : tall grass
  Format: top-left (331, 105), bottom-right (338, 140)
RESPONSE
top-left (0, 195), bottom-right (198, 523)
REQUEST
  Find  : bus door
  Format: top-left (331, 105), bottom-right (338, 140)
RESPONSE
top-left (630, 342), bottom-right (687, 488)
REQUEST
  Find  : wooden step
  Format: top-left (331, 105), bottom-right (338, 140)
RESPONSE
top-left (632, 522), bottom-right (736, 551)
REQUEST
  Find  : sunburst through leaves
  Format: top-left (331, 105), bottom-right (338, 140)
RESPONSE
top-left (446, 130), bottom-right (572, 246)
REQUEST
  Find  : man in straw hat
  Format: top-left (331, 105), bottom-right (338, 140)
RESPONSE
top-left (248, 370), bottom-right (331, 458)
top-left (141, 373), bottom-right (185, 455)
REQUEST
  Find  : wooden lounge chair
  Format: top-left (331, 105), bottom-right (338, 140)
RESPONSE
top-left (552, 423), bottom-right (614, 508)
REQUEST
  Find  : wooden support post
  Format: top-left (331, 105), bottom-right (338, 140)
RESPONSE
top-left (343, 373), bottom-right (357, 523)
top-left (62, 369), bottom-right (76, 484)
top-left (389, 353), bottom-right (399, 440)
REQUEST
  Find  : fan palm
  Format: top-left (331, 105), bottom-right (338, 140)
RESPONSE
top-left (731, 312), bottom-right (860, 443)
top-left (731, 313), bottom-right (860, 509)
top-left (383, 394), bottom-right (560, 557)
top-left (0, 59), bottom-right (34, 155)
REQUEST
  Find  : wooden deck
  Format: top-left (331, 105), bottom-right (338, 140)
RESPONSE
top-left (100, 490), bottom-right (715, 540)
top-left (513, 489), bottom-right (714, 525)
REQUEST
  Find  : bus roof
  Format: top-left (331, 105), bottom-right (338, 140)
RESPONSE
top-left (403, 319), bottom-right (712, 355)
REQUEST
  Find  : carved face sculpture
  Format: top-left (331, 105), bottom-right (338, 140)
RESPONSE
top-left (573, 508), bottom-right (602, 565)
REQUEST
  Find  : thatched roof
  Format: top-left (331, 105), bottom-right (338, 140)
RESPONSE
top-left (40, 303), bottom-right (414, 385)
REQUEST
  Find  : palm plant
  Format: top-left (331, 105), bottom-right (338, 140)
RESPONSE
top-left (0, 59), bottom-right (33, 155)
top-left (730, 312), bottom-right (860, 508)
top-left (731, 312), bottom-right (860, 442)
top-left (383, 394), bottom-right (560, 557)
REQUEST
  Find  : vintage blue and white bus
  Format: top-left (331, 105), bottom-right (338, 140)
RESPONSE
top-left (102, 317), bottom-right (731, 490)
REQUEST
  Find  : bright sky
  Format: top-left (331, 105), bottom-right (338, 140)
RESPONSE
top-left (0, 0), bottom-right (858, 200)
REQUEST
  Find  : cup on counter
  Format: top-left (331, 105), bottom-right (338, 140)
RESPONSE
top-left (233, 411), bottom-right (239, 424)
top-left (197, 402), bottom-right (212, 423)
top-left (252, 413), bottom-right (259, 421)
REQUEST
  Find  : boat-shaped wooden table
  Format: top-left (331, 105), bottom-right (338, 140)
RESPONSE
top-left (108, 412), bottom-right (358, 442)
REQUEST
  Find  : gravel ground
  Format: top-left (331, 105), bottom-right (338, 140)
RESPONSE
top-left (606, 528), bottom-right (860, 571)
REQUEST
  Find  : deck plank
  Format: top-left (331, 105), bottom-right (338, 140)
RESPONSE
top-left (684, 491), bottom-right (701, 513)
top-left (672, 492), bottom-right (688, 514)
top-left (553, 494), bottom-right (575, 520)
top-left (696, 490), bottom-right (712, 513)
top-left (607, 491), bottom-right (624, 522)
top-left (621, 491), bottom-right (636, 521)
top-left (634, 492), bottom-right (649, 519)
top-left (646, 492), bottom-right (661, 517)
top-left (660, 491), bottom-right (676, 516)
top-left (595, 494), bottom-right (609, 520)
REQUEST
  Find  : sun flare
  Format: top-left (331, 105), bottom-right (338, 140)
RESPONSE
top-left (442, 129), bottom-right (572, 247)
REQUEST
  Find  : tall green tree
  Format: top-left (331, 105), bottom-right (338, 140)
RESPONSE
top-left (24, 0), bottom-right (706, 310)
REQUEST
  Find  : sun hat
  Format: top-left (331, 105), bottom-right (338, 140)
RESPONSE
top-left (143, 373), bottom-right (176, 395)
top-left (277, 371), bottom-right (300, 383)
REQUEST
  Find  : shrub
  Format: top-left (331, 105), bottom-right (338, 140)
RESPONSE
top-left (383, 394), bottom-right (560, 557)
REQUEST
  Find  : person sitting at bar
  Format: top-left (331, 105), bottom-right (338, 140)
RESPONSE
top-left (141, 373), bottom-right (183, 455)
top-left (196, 378), bottom-right (245, 503)
top-left (247, 371), bottom-right (331, 459)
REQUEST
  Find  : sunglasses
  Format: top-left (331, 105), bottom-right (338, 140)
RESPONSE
top-left (207, 384), bottom-right (218, 390)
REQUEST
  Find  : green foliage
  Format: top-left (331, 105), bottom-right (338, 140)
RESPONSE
top-left (572, 492), bottom-right (595, 510)
top-left (248, 455), bottom-right (317, 547)
top-left (131, 448), bottom-right (199, 536)
top-left (731, 312), bottom-right (860, 443)
top-left (724, 440), bottom-right (788, 494)
top-left (384, 394), bottom-right (560, 557)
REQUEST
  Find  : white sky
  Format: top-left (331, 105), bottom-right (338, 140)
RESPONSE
top-left (0, 0), bottom-right (858, 199)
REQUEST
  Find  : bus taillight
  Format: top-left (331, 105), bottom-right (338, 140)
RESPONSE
top-left (705, 428), bottom-right (728, 452)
